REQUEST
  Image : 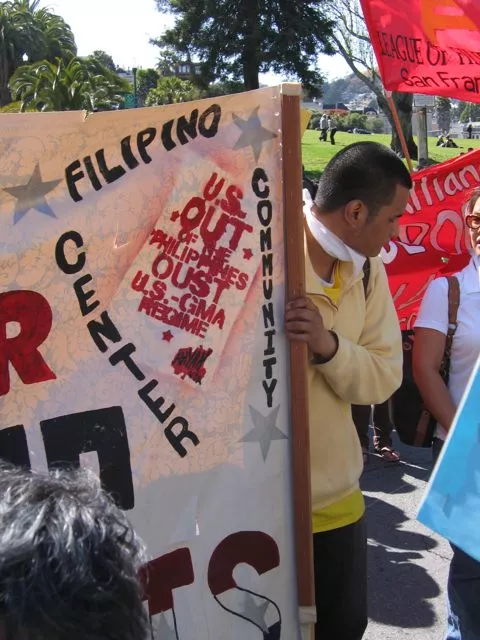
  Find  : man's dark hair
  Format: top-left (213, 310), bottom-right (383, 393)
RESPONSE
top-left (0, 464), bottom-right (148, 640)
top-left (314, 141), bottom-right (412, 217)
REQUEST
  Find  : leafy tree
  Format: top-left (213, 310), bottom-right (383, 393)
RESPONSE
top-left (324, 0), bottom-right (418, 159)
top-left (145, 75), bottom-right (199, 105)
top-left (91, 50), bottom-right (116, 71)
top-left (336, 112), bottom-right (367, 130)
top-left (136, 68), bottom-right (159, 105)
top-left (0, 0), bottom-right (76, 106)
top-left (460, 102), bottom-right (480, 124)
top-left (83, 55), bottom-right (129, 90)
top-left (452, 100), bottom-right (465, 121)
top-left (9, 57), bottom-right (129, 112)
top-left (29, 3), bottom-right (76, 62)
top-left (203, 79), bottom-right (244, 98)
top-left (321, 77), bottom-right (349, 104)
top-left (153, 45), bottom-right (185, 75)
top-left (153, 0), bottom-right (335, 95)
top-left (306, 109), bottom-right (322, 129)
top-left (347, 112), bottom-right (368, 129)
top-left (435, 97), bottom-right (451, 133)
top-left (370, 116), bottom-right (385, 133)
top-left (0, 1), bottom-right (42, 105)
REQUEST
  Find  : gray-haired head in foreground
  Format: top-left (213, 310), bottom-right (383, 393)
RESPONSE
top-left (314, 141), bottom-right (413, 218)
top-left (0, 464), bottom-right (148, 640)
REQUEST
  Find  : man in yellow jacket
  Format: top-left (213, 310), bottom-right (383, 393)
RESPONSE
top-left (285, 142), bottom-right (411, 640)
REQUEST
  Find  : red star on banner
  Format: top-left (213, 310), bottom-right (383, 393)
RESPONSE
top-left (243, 248), bottom-right (253, 260)
top-left (162, 330), bottom-right (174, 342)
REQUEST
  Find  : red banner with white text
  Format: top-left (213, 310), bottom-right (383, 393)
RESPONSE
top-left (360, 0), bottom-right (480, 101)
top-left (384, 150), bottom-right (478, 329)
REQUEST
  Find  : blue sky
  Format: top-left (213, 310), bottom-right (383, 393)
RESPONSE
top-left (42, 0), bottom-right (350, 81)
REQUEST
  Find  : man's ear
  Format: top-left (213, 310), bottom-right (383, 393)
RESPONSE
top-left (343, 199), bottom-right (368, 231)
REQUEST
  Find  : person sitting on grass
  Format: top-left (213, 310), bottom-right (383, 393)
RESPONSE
top-left (444, 135), bottom-right (459, 149)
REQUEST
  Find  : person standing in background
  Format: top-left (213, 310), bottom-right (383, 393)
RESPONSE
top-left (352, 401), bottom-right (400, 467)
top-left (328, 116), bottom-right (337, 145)
top-left (285, 142), bottom-right (411, 640)
top-left (319, 113), bottom-right (328, 142)
top-left (414, 187), bottom-right (480, 640)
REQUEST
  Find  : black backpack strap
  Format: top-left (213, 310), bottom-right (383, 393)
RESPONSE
top-left (362, 259), bottom-right (371, 299)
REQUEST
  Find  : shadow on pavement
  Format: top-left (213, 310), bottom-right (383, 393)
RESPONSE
top-left (361, 429), bottom-right (434, 494)
top-left (367, 535), bottom-right (440, 628)
top-left (362, 432), bottom-right (443, 629)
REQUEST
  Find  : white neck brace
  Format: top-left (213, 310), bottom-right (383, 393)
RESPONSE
top-left (303, 189), bottom-right (366, 278)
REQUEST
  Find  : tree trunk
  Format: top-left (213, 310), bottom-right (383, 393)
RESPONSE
top-left (0, 48), bottom-right (12, 107)
top-left (389, 92), bottom-right (418, 160)
top-left (0, 86), bottom-right (11, 107)
top-left (0, 34), bottom-right (13, 107)
top-left (242, 0), bottom-right (260, 90)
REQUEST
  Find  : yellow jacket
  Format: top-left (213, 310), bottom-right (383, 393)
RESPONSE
top-left (306, 255), bottom-right (402, 512)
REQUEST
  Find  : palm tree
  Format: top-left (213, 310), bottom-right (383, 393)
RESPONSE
top-left (0, 0), bottom-right (76, 106)
top-left (145, 76), bottom-right (199, 106)
top-left (9, 57), bottom-right (129, 112)
top-left (0, 2), bottom-right (38, 105)
top-left (24, 3), bottom-right (76, 63)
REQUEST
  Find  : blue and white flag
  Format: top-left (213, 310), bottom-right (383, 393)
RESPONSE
top-left (418, 355), bottom-right (480, 561)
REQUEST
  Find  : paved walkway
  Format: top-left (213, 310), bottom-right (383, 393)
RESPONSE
top-left (362, 433), bottom-right (451, 639)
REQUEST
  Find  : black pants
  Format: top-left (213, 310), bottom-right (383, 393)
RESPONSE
top-left (432, 437), bottom-right (444, 466)
top-left (320, 129), bottom-right (328, 141)
top-left (313, 516), bottom-right (368, 640)
top-left (351, 401), bottom-right (393, 451)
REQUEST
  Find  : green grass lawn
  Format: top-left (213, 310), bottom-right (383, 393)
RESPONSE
top-left (302, 129), bottom-right (480, 180)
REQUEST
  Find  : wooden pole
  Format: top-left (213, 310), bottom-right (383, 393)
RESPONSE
top-left (280, 83), bottom-right (316, 640)
top-left (386, 91), bottom-right (414, 173)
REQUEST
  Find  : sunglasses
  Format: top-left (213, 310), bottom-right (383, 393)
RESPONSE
top-left (465, 214), bottom-right (480, 230)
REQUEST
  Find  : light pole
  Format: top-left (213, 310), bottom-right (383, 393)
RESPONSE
top-left (132, 67), bottom-right (138, 107)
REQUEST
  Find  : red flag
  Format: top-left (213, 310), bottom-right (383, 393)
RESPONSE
top-left (360, 0), bottom-right (480, 101)
top-left (385, 150), bottom-right (479, 329)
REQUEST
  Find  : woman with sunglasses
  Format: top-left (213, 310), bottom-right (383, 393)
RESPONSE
top-left (413, 187), bottom-right (480, 639)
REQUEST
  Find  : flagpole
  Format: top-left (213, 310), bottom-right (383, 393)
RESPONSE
top-left (386, 91), bottom-right (414, 173)
top-left (280, 82), bottom-right (316, 640)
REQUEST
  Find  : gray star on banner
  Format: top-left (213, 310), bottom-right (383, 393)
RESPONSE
top-left (3, 163), bottom-right (61, 225)
top-left (240, 405), bottom-right (287, 461)
top-left (240, 592), bottom-right (270, 632)
top-left (232, 107), bottom-right (277, 162)
top-left (152, 612), bottom-right (177, 640)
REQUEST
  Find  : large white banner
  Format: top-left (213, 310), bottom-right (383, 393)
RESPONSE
top-left (0, 87), bottom-right (299, 638)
